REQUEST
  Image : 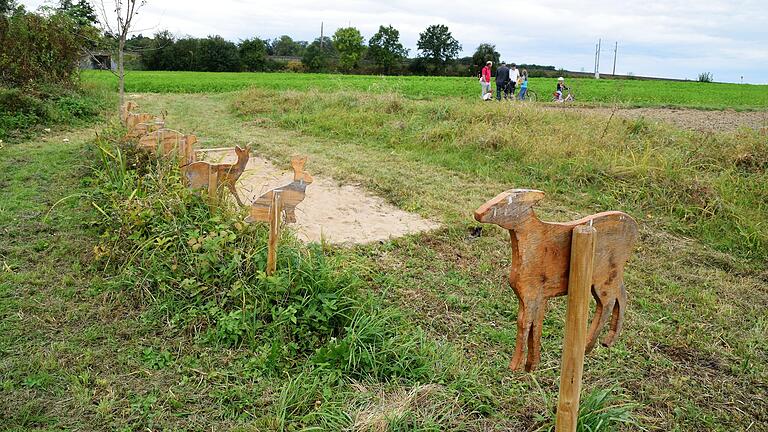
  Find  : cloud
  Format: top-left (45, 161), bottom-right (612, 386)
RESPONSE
top-left (19, 0), bottom-right (768, 83)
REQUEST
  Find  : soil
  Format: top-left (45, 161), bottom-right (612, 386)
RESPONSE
top-left (552, 106), bottom-right (768, 133)
top-left (202, 150), bottom-right (440, 244)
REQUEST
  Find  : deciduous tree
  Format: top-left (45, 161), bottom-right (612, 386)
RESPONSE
top-left (198, 35), bottom-right (239, 72)
top-left (367, 25), bottom-right (408, 74)
top-left (302, 36), bottom-right (336, 72)
top-left (332, 27), bottom-right (365, 71)
top-left (417, 24), bottom-right (461, 70)
top-left (239, 37), bottom-right (268, 71)
top-left (58, 0), bottom-right (97, 27)
top-left (272, 34), bottom-right (301, 56)
top-left (472, 43), bottom-right (500, 68)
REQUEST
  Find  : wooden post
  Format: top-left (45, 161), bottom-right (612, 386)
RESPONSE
top-left (207, 166), bottom-right (218, 204)
top-left (266, 191), bottom-right (282, 276)
top-left (555, 224), bottom-right (597, 432)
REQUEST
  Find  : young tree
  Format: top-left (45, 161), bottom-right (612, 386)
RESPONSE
top-left (95, 0), bottom-right (146, 109)
top-left (417, 24), bottom-right (461, 71)
top-left (472, 43), bottom-right (500, 68)
top-left (239, 37), bottom-right (268, 71)
top-left (367, 25), bottom-right (408, 74)
top-left (332, 26), bottom-right (365, 71)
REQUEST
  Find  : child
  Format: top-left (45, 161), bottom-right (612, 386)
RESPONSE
top-left (518, 70), bottom-right (529, 101)
top-left (555, 77), bottom-right (567, 101)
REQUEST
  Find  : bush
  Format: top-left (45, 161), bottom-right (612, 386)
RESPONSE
top-left (0, 10), bottom-right (84, 87)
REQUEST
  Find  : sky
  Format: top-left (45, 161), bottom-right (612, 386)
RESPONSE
top-left (20, 0), bottom-right (768, 83)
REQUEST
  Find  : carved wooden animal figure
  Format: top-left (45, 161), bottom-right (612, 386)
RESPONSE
top-left (184, 145), bottom-right (250, 206)
top-left (474, 189), bottom-right (639, 372)
top-left (120, 101), bottom-right (139, 124)
top-left (245, 157), bottom-right (313, 224)
top-left (138, 128), bottom-right (198, 167)
top-left (125, 113), bottom-right (165, 140)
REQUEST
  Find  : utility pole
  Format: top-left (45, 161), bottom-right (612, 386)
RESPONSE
top-left (593, 44), bottom-right (598, 78)
top-left (612, 41), bottom-right (618, 75)
top-left (595, 38), bottom-right (601, 79)
top-left (320, 21), bottom-right (324, 48)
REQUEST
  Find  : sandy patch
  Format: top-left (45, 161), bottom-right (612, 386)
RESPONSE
top-left (201, 150), bottom-right (440, 244)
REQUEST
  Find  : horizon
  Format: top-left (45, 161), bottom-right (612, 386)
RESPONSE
top-left (19, 0), bottom-right (768, 84)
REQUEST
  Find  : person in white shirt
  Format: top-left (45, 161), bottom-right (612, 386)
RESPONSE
top-left (508, 63), bottom-right (520, 97)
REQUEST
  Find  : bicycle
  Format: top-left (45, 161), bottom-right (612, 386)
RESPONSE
top-left (553, 86), bottom-right (575, 103)
top-left (519, 88), bottom-right (537, 102)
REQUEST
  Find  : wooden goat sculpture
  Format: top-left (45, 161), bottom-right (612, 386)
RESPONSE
top-left (184, 145), bottom-right (250, 206)
top-left (474, 189), bottom-right (639, 372)
top-left (245, 157), bottom-right (313, 224)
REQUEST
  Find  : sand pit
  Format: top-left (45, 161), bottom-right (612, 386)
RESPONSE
top-left (200, 150), bottom-right (440, 244)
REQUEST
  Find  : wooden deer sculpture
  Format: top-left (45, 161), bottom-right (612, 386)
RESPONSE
top-left (120, 101), bottom-right (139, 124)
top-left (138, 128), bottom-right (198, 168)
top-left (184, 145), bottom-right (250, 206)
top-left (245, 157), bottom-right (313, 224)
top-left (474, 189), bottom-right (639, 372)
top-left (124, 113), bottom-right (165, 140)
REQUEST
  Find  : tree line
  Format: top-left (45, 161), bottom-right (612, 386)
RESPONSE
top-left (126, 25), bottom-right (558, 77)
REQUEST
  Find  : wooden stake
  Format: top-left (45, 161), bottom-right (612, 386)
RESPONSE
top-left (555, 224), bottom-right (597, 432)
top-left (207, 166), bottom-right (218, 205)
top-left (266, 191), bottom-right (283, 276)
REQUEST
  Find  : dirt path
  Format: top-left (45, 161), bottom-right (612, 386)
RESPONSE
top-left (549, 106), bottom-right (768, 132)
top-left (202, 150), bottom-right (440, 244)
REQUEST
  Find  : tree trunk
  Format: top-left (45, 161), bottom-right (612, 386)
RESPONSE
top-left (118, 35), bottom-right (125, 111)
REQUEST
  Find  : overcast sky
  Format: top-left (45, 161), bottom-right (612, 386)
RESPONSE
top-left (21, 0), bottom-right (768, 83)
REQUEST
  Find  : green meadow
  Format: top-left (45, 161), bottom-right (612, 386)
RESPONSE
top-left (1, 73), bottom-right (766, 431)
top-left (83, 70), bottom-right (768, 110)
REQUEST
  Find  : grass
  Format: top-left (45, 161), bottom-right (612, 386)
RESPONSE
top-left (83, 70), bottom-right (768, 110)
top-left (232, 88), bottom-right (767, 263)
top-left (1, 77), bottom-right (766, 430)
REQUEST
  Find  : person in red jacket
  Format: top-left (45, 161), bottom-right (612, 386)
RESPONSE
top-left (480, 61), bottom-right (492, 98)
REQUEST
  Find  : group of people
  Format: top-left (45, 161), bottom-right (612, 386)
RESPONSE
top-left (480, 61), bottom-right (528, 101)
top-left (479, 61), bottom-right (570, 102)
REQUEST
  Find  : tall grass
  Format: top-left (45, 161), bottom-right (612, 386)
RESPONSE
top-left (235, 89), bottom-right (768, 263)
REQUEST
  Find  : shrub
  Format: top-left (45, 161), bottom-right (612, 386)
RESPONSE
top-left (0, 10), bottom-right (84, 87)
top-left (285, 60), bottom-right (305, 73)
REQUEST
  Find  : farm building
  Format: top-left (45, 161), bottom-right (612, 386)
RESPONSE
top-left (80, 52), bottom-right (116, 71)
